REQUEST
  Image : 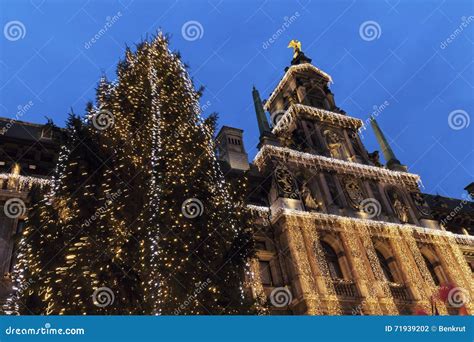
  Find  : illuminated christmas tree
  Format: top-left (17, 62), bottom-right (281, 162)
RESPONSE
top-left (8, 34), bottom-right (257, 315)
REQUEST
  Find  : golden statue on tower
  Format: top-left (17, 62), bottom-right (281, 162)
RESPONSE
top-left (288, 39), bottom-right (302, 58)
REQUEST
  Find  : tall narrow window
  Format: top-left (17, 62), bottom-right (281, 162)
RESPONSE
top-left (259, 261), bottom-right (273, 286)
top-left (325, 173), bottom-right (344, 207)
top-left (321, 241), bottom-right (344, 279)
top-left (369, 182), bottom-right (386, 214)
top-left (376, 250), bottom-right (395, 283)
top-left (422, 255), bottom-right (441, 286)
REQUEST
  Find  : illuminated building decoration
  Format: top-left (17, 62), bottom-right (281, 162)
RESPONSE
top-left (216, 42), bottom-right (474, 315)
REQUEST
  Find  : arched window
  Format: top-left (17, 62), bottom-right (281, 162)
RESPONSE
top-left (422, 254), bottom-right (441, 286)
top-left (376, 249), bottom-right (395, 283)
top-left (321, 241), bottom-right (344, 279)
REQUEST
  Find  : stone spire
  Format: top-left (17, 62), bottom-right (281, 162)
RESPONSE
top-left (253, 86), bottom-right (271, 135)
top-left (252, 86), bottom-right (279, 149)
top-left (370, 117), bottom-right (407, 172)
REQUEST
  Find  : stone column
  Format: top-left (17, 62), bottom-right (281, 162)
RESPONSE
top-left (339, 224), bottom-right (380, 314)
top-left (279, 216), bottom-right (322, 314)
top-left (387, 235), bottom-right (426, 311)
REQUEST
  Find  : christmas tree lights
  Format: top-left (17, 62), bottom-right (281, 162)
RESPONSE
top-left (7, 33), bottom-right (257, 315)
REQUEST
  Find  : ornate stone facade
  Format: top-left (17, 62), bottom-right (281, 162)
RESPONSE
top-left (217, 49), bottom-right (474, 315)
top-left (0, 51), bottom-right (472, 315)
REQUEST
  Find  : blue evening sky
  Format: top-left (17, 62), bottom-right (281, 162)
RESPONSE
top-left (0, 0), bottom-right (473, 199)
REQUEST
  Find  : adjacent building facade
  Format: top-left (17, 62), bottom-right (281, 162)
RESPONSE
top-left (0, 118), bottom-right (60, 302)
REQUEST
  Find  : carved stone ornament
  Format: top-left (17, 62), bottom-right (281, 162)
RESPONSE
top-left (411, 192), bottom-right (431, 216)
top-left (368, 150), bottom-right (382, 167)
top-left (390, 191), bottom-right (410, 223)
top-left (323, 129), bottom-right (345, 159)
top-left (300, 181), bottom-right (320, 211)
top-left (324, 129), bottom-right (342, 146)
top-left (273, 164), bottom-right (299, 199)
top-left (342, 177), bottom-right (364, 209)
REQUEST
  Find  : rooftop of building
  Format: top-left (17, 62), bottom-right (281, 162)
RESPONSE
top-left (0, 117), bottom-right (61, 143)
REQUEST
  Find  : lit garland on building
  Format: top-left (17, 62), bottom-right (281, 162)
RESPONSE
top-left (0, 173), bottom-right (50, 190)
top-left (249, 206), bottom-right (473, 314)
top-left (272, 104), bottom-right (363, 136)
top-left (254, 145), bottom-right (421, 190)
top-left (264, 63), bottom-right (333, 110)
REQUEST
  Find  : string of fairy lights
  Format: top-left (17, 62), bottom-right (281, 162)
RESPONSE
top-left (249, 206), bottom-right (472, 314)
top-left (7, 33), bottom-right (259, 315)
top-left (4, 32), bottom-right (472, 316)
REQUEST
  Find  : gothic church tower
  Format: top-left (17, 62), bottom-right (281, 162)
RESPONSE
top-left (245, 42), bottom-right (473, 315)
